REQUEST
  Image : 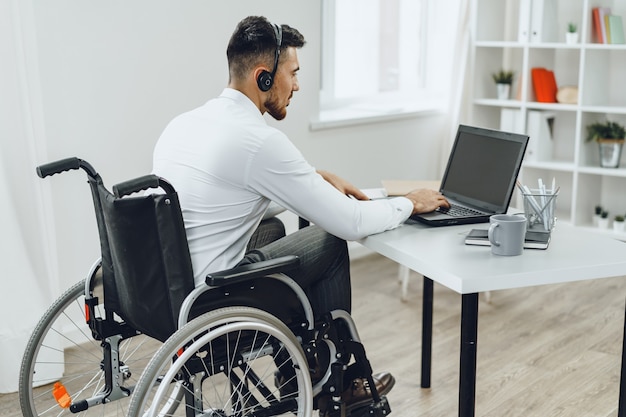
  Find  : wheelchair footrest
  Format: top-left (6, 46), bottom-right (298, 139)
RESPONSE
top-left (322, 395), bottom-right (392, 417)
top-left (347, 395), bottom-right (392, 417)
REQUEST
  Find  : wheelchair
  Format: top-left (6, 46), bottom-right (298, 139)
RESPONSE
top-left (19, 157), bottom-right (392, 417)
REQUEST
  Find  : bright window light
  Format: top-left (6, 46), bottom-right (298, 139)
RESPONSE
top-left (317, 0), bottom-right (460, 128)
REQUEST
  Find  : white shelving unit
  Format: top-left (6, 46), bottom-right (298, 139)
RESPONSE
top-left (469, 0), bottom-right (626, 238)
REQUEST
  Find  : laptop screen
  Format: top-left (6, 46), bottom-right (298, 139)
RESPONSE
top-left (440, 125), bottom-right (528, 213)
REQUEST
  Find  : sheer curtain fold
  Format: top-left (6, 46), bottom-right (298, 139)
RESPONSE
top-left (0, 0), bottom-right (57, 393)
top-left (440, 0), bottom-right (471, 171)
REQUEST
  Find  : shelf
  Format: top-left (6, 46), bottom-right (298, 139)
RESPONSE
top-left (474, 99), bottom-right (523, 108)
top-left (527, 42), bottom-right (583, 49)
top-left (523, 161), bottom-right (576, 172)
top-left (475, 41), bottom-right (524, 48)
top-left (471, 0), bottom-right (626, 230)
top-left (583, 43), bottom-right (626, 51)
top-left (525, 102), bottom-right (578, 111)
top-left (580, 106), bottom-right (626, 114)
top-left (577, 166), bottom-right (626, 177)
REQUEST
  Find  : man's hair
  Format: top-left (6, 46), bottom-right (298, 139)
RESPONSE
top-left (227, 16), bottom-right (306, 83)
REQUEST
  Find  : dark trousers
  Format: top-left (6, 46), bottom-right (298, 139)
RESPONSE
top-left (242, 217), bottom-right (352, 318)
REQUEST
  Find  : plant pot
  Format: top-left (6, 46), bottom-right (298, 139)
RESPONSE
top-left (593, 213), bottom-right (602, 227)
top-left (496, 83), bottom-right (510, 100)
top-left (565, 32), bottom-right (579, 44)
top-left (598, 217), bottom-right (610, 229)
top-left (597, 139), bottom-right (625, 168)
top-left (614, 221), bottom-right (625, 233)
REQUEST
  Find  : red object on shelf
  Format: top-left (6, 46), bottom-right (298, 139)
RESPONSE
top-left (531, 67), bottom-right (557, 103)
top-left (593, 7), bottom-right (605, 43)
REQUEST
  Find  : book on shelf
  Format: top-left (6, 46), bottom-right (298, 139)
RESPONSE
top-left (518, 0), bottom-right (558, 43)
top-left (531, 67), bottom-right (557, 103)
top-left (529, 0), bottom-right (558, 43)
top-left (592, 7), bottom-right (613, 44)
top-left (593, 7), bottom-right (604, 43)
top-left (526, 110), bottom-right (555, 162)
top-left (608, 15), bottom-right (625, 44)
top-left (518, 0), bottom-right (531, 42)
top-left (500, 109), bottom-right (524, 135)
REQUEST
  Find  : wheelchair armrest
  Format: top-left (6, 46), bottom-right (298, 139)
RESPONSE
top-left (205, 255), bottom-right (300, 286)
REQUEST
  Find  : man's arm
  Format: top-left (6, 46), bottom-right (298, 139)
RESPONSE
top-left (317, 169), bottom-right (449, 215)
top-left (316, 170), bottom-right (369, 201)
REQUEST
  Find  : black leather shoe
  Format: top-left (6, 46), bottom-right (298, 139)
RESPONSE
top-left (319, 372), bottom-right (395, 416)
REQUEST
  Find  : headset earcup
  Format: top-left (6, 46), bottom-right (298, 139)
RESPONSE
top-left (257, 71), bottom-right (273, 92)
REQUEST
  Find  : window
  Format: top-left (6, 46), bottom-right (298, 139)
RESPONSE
top-left (315, 0), bottom-right (460, 129)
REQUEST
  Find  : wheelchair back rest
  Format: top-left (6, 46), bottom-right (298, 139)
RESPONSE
top-left (99, 184), bottom-right (195, 342)
top-left (87, 177), bottom-right (120, 315)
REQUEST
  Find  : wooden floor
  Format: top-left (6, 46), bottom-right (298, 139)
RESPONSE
top-left (3, 253), bottom-right (625, 416)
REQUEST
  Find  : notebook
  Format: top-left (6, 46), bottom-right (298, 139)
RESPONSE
top-left (464, 228), bottom-right (550, 249)
top-left (410, 124), bottom-right (529, 226)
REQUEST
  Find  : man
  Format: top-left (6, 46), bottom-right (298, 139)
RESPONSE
top-left (153, 15), bottom-right (449, 414)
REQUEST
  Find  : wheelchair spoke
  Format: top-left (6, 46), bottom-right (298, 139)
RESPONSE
top-left (20, 280), bottom-right (162, 417)
top-left (128, 307), bottom-right (313, 417)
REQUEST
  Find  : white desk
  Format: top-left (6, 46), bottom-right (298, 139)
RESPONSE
top-left (359, 220), bottom-right (626, 417)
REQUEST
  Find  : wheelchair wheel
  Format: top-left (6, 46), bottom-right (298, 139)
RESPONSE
top-left (19, 278), bottom-right (163, 417)
top-left (128, 306), bottom-right (314, 417)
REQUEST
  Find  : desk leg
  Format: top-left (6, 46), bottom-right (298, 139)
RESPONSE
top-left (421, 276), bottom-right (433, 388)
top-left (459, 293), bottom-right (479, 417)
top-left (617, 296), bottom-right (626, 417)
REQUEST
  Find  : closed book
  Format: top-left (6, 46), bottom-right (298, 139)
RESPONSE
top-left (593, 7), bottom-right (604, 43)
top-left (531, 67), bottom-right (557, 103)
top-left (500, 108), bottom-right (524, 134)
top-left (518, 0), bottom-right (531, 42)
top-left (530, 0), bottom-right (558, 43)
top-left (465, 229), bottom-right (551, 249)
top-left (526, 110), bottom-right (555, 161)
top-left (600, 7), bottom-right (611, 44)
top-left (608, 15), bottom-right (625, 44)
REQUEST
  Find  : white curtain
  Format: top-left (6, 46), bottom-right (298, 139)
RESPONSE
top-left (440, 0), bottom-right (472, 170)
top-left (0, 0), bottom-right (58, 393)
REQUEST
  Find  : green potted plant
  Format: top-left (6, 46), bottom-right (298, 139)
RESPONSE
top-left (492, 69), bottom-right (514, 100)
top-left (566, 22), bottom-right (578, 44)
top-left (586, 120), bottom-right (626, 168)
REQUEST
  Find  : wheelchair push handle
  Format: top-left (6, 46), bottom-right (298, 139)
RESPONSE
top-left (36, 157), bottom-right (98, 179)
top-left (113, 174), bottom-right (176, 197)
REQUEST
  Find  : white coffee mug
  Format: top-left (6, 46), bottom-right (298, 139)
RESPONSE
top-left (488, 214), bottom-right (527, 256)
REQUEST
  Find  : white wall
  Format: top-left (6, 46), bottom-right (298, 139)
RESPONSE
top-left (31, 0), bottom-right (446, 292)
top-left (2, 0), bottom-right (447, 392)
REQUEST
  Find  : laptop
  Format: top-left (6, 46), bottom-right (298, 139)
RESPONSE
top-left (410, 124), bottom-right (529, 226)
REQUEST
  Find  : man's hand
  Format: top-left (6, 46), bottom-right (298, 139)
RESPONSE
top-left (317, 170), bottom-right (370, 201)
top-left (404, 189), bottom-right (449, 215)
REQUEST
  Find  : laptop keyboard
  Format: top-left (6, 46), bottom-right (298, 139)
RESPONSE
top-left (436, 203), bottom-right (484, 217)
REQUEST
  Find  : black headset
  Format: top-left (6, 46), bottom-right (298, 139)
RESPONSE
top-left (257, 23), bottom-right (283, 92)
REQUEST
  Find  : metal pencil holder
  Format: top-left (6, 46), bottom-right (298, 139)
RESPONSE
top-left (521, 188), bottom-right (558, 233)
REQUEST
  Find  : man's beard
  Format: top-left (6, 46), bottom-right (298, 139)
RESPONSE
top-left (265, 92), bottom-right (287, 121)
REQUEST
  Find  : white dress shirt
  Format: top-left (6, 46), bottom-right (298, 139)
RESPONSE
top-left (153, 88), bottom-right (412, 285)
